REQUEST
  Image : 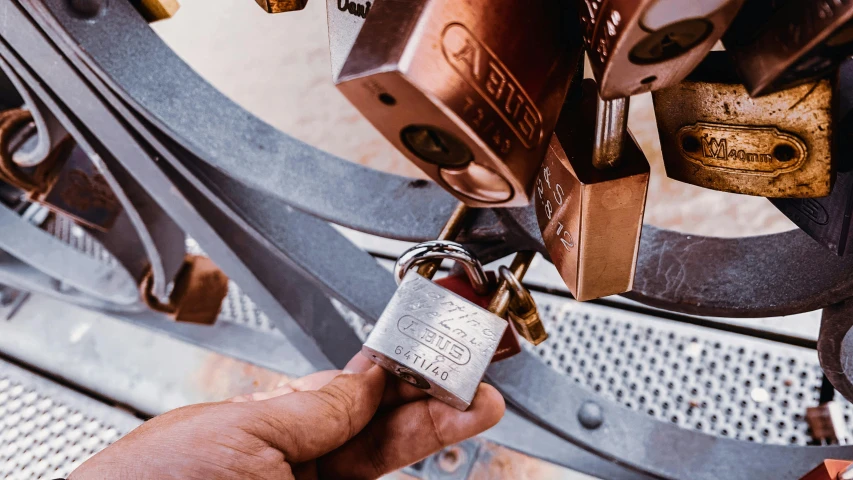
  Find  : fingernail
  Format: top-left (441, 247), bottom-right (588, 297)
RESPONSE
top-left (343, 352), bottom-right (373, 374)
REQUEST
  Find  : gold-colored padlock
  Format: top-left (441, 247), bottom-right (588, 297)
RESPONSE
top-left (133, 0), bottom-right (181, 21)
top-left (535, 79), bottom-right (649, 302)
top-left (579, 0), bottom-right (745, 99)
top-left (653, 51), bottom-right (835, 198)
top-left (498, 265), bottom-right (548, 346)
top-left (252, 0), bottom-right (306, 14)
top-left (141, 255), bottom-right (230, 325)
top-left (336, 0), bottom-right (583, 207)
top-left (723, 0), bottom-right (853, 97)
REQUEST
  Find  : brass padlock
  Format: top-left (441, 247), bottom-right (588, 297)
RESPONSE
top-left (535, 79), bottom-right (649, 302)
top-left (805, 401), bottom-right (851, 445)
top-left (653, 51), bottom-right (835, 198)
top-left (336, 0), bottom-right (583, 207)
top-left (253, 0), bottom-right (306, 14)
top-left (141, 255), bottom-right (230, 325)
top-left (31, 145), bottom-right (122, 232)
top-left (364, 241), bottom-right (508, 410)
top-left (579, 0), bottom-right (745, 99)
top-left (770, 59), bottom-right (853, 254)
top-left (499, 266), bottom-right (548, 346)
top-left (723, 0), bottom-right (853, 97)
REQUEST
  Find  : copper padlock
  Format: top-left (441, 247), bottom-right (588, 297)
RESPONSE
top-left (336, 0), bottom-right (583, 207)
top-left (32, 145), bottom-right (122, 232)
top-left (653, 51), bottom-right (835, 198)
top-left (771, 59), bottom-right (853, 254)
top-left (579, 0), bottom-right (745, 100)
top-left (535, 79), bottom-right (649, 302)
top-left (435, 272), bottom-right (521, 362)
top-left (141, 255), bottom-right (230, 325)
top-left (799, 460), bottom-right (853, 480)
top-left (723, 0), bottom-right (853, 97)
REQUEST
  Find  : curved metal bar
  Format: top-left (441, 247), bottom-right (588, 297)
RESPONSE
top-left (30, 0), bottom-right (853, 318)
top-left (818, 299), bottom-right (853, 403)
top-left (0, 202), bottom-right (139, 306)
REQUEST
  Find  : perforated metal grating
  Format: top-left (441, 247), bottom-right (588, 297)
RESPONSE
top-left (0, 360), bottom-right (141, 480)
top-left (528, 293), bottom-right (850, 446)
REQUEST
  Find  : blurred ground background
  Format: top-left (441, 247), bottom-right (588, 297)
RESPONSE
top-left (151, 0), bottom-right (798, 238)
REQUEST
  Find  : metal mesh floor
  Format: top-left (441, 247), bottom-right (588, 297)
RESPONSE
top-left (0, 360), bottom-right (141, 480)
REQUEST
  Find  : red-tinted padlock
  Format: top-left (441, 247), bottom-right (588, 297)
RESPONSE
top-left (435, 272), bottom-right (521, 362)
top-left (798, 460), bottom-right (852, 480)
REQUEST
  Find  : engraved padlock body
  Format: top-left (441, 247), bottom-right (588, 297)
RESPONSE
top-left (723, 0), bottom-right (853, 97)
top-left (535, 79), bottom-right (649, 302)
top-left (653, 52), bottom-right (835, 198)
top-left (580, 0), bottom-right (745, 100)
top-left (435, 272), bottom-right (521, 363)
top-left (336, 0), bottom-right (582, 207)
top-left (32, 146), bottom-right (122, 232)
top-left (770, 60), bottom-right (853, 255)
top-left (363, 271), bottom-right (509, 410)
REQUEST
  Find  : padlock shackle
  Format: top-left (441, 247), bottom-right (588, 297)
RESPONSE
top-left (498, 265), bottom-right (536, 313)
top-left (592, 95), bottom-right (629, 170)
top-left (394, 240), bottom-right (491, 296)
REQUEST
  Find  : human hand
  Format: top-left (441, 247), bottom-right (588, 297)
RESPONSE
top-left (69, 353), bottom-right (505, 480)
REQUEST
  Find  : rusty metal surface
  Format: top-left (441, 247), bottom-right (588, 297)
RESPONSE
top-left (580, 0), bottom-right (745, 99)
top-left (535, 80), bottom-right (649, 302)
top-left (336, 0), bottom-right (582, 207)
top-left (653, 52), bottom-right (834, 199)
top-left (253, 0), bottom-right (307, 14)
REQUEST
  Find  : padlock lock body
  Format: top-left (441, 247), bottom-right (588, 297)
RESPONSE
top-left (32, 146), bottom-right (121, 232)
top-left (363, 271), bottom-right (508, 410)
top-left (535, 80), bottom-right (649, 302)
top-left (169, 255), bottom-right (230, 325)
top-left (507, 306), bottom-right (548, 346)
top-left (336, 0), bottom-right (581, 207)
top-left (723, 0), bottom-right (853, 97)
top-left (435, 272), bottom-right (521, 362)
top-left (799, 460), bottom-right (853, 480)
top-left (580, 0), bottom-right (745, 100)
top-left (771, 60), bottom-right (853, 254)
top-left (653, 52), bottom-right (834, 198)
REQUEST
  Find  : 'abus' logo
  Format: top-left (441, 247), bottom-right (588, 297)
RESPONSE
top-left (397, 315), bottom-right (471, 365)
top-left (441, 23), bottom-right (543, 149)
top-left (677, 122), bottom-right (808, 176)
top-left (337, 0), bottom-right (371, 19)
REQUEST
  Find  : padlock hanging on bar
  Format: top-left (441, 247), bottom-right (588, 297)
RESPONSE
top-left (364, 241), bottom-right (508, 410)
top-left (535, 79), bottom-right (650, 302)
top-left (770, 59), bottom-right (853, 255)
top-left (335, 0), bottom-right (583, 207)
top-left (723, 0), bottom-right (853, 97)
top-left (653, 51), bottom-right (835, 198)
top-left (579, 0), bottom-right (745, 100)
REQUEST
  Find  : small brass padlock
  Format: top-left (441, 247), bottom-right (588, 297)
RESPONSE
top-left (723, 0), bottom-right (853, 97)
top-left (363, 241), bottom-right (508, 410)
top-left (771, 60), bottom-right (853, 255)
top-left (141, 255), bottom-right (230, 325)
top-left (535, 79), bottom-right (649, 302)
top-left (579, 0), bottom-right (745, 99)
top-left (499, 266), bottom-right (548, 346)
top-left (653, 51), bottom-right (835, 198)
top-left (336, 0), bottom-right (583, 207)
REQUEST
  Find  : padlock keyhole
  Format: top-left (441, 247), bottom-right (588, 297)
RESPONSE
top-left (401, 125), bottom-right (473, 168)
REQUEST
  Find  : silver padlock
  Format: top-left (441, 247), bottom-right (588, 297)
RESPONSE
top-left (363, 241), bottom-right (508, 411)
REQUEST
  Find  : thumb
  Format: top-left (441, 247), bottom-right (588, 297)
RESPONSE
top-left (241, 364), bottom-right (386, 463)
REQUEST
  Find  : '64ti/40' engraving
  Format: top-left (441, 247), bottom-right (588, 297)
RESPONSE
top-left (397, 315), bottom-right (471, 365)
top-left (677, 123), bottom-right (807, 176)
top-left (393, 346), bottom-right (451, 381)
top-left (536, 163), bottom-right (576, 252)
top-left (442, 23), bottom-right (543, 150)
